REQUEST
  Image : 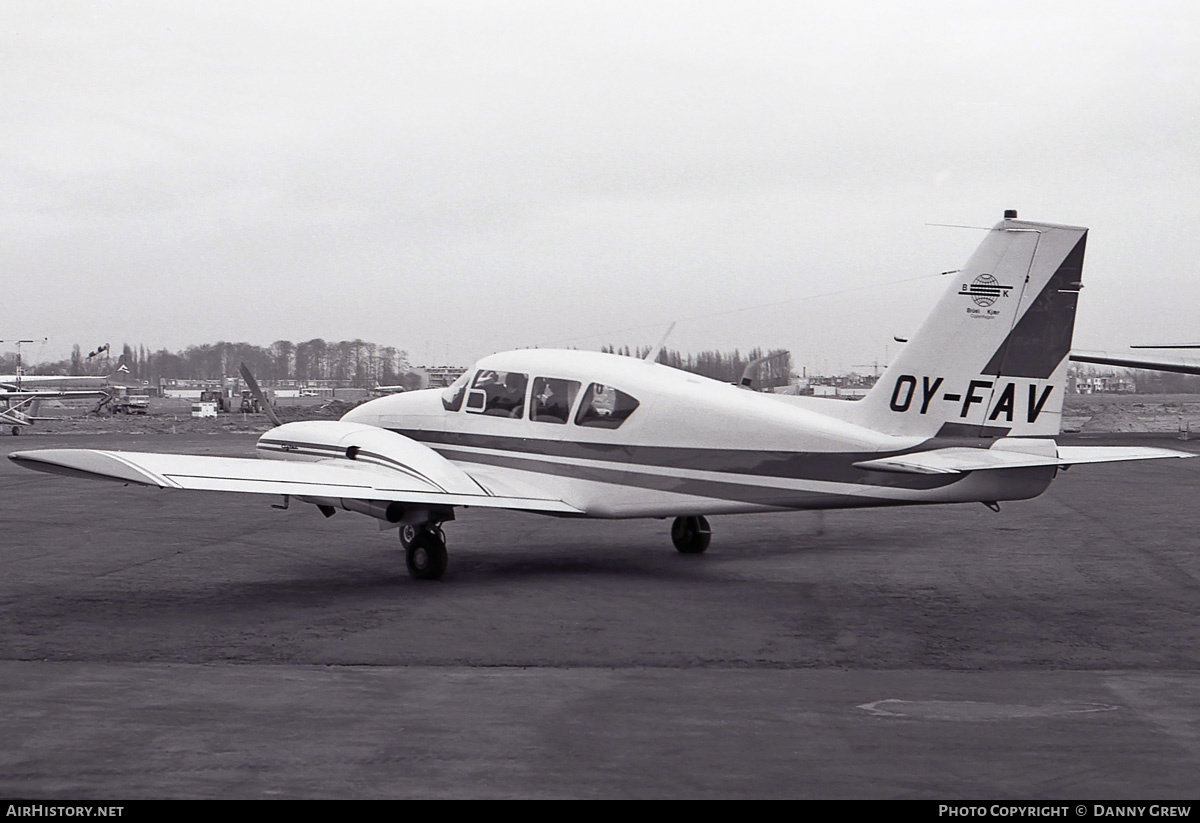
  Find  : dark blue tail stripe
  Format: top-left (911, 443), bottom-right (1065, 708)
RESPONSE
top-left (981, 233), bottom-right (1087, 379)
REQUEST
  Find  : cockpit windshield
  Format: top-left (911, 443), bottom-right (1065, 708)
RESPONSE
top-left (440, 371), bottom-right (470, 411)
top-left (466, 369), bottom-right (528, 418)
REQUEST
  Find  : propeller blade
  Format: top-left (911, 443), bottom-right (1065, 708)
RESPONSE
top-left (238, 362), bottom-right (282, 427)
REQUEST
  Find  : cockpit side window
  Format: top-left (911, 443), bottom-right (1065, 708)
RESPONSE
top-left (466, 369), bottom-right (528, 418)
top-left (574, 383), bottom-right (640, 429)
top-left (441, 371), bottom-right (471, 412)
top-left (530, 377), bottom-right (580, 424)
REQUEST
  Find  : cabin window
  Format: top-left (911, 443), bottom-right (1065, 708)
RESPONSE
top-left (530, 377), bottom-right (580, 424)
top-left (574, 383), bottom-right (640, 429)
top-left (465, 369), bottom-right (528, 418)
top-left (441, 371), bottom-right (470, 411)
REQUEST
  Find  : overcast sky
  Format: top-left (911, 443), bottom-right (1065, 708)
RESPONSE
top-left (4, 0), bottom-right (1198, 373)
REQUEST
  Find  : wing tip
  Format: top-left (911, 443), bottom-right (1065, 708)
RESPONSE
top-left (8, 448), bottom-right (162, 486)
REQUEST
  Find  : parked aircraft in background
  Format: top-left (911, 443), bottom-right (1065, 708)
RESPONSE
top-left (1071, 347), bottom-right (1200, 376)
top-left (0, 374), bottom-right (112, 391)
top-left (369, 370), bottom-right (428, 395)
top-left (0, 358), bottom-right (132, 433)
top-left (0, 360), bottom-right (129, 393)
top-left (1, 388), bottom-right (111, 435)
top-left (11, 212), bottom-right (1192, 580)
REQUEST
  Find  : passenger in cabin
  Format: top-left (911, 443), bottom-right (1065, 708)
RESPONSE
top-left (499, 372), bottom-right (527, 417)
top-left (531, 377), bottom-right (580, 424)
top-left (478, 371), bottom-right (526, 417)
top-left (590, 385), bottom-right (617, 416)
top-left (466, 369), bottom-right (532, 418)
top-left (534, 380), bottom-right (556, 417)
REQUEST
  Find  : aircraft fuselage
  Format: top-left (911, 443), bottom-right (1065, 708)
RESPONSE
top-left (331, 350), bottom-right (1054, 518)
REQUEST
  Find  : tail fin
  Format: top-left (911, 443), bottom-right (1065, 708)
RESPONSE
top-left (106, 357), bottom-right (133, 386)
top-left (854, 213), bottom-right (1087, 439)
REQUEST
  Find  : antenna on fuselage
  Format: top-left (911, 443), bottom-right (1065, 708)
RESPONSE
top-left (643, 322), bottom-right (676, 364)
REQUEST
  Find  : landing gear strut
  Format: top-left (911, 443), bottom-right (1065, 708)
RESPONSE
top-left (403, 524), bottom-right (448, 580)
top-left (671, 515), bottom-right (711, 554)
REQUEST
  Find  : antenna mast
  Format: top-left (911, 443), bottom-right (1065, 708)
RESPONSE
top-left (1, 338), bottom-right (47, 390)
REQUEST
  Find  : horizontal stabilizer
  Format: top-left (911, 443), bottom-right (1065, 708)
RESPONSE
top-left (8, 449), bottom-right (582, 514)
top-left (1053, 446), bottom-right (1195, 466)
top-left (854, 444), bottom-right (1191, 475)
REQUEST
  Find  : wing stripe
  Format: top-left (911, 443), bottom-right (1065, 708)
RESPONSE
top-left (102, 451), bottom-right (173, 487)
top-left (256, 439), bottom-right (460, 493)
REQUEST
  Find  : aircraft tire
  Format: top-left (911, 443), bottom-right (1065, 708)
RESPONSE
top-left (405, 527), bottom-right (448, 580)
top-left (11, 426), bottom-right (20, 436)
top-left (398, 523), bottom-right (418, 550)
top-left (671, 515), bottom-right (711, 554)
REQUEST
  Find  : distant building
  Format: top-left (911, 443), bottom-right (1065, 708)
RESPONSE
top-left (798, 371), bottom-right (878, 399)
top-left (1069, 373), bottom-right (1137, 394)
top-left (419, 365), bottom-right (468, 388)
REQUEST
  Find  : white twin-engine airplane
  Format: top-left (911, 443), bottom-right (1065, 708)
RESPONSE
top-left (9, 214), bottom-right (1192, 580)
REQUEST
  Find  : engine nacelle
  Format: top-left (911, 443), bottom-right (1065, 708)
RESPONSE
top-left (255, 420), bottom-right (480, 495)
top-left (338, 497), bottom-right (406, 522)
top-left (297, 495), bottom-right (442, 524)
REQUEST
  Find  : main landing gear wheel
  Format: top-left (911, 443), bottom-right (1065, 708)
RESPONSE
top-left (11, 426), bottom-right (20, 436)
top-left (404, 525), bottom-right (448, 581)
top-left (671, 516), bottom-right (712, 554)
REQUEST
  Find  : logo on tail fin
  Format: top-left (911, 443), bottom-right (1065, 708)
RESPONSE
top-left (959, 274), bottom-right (1013, 308)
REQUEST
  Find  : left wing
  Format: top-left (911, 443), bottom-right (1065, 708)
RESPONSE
top-left (8, 449), bottom-right (582, 514)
